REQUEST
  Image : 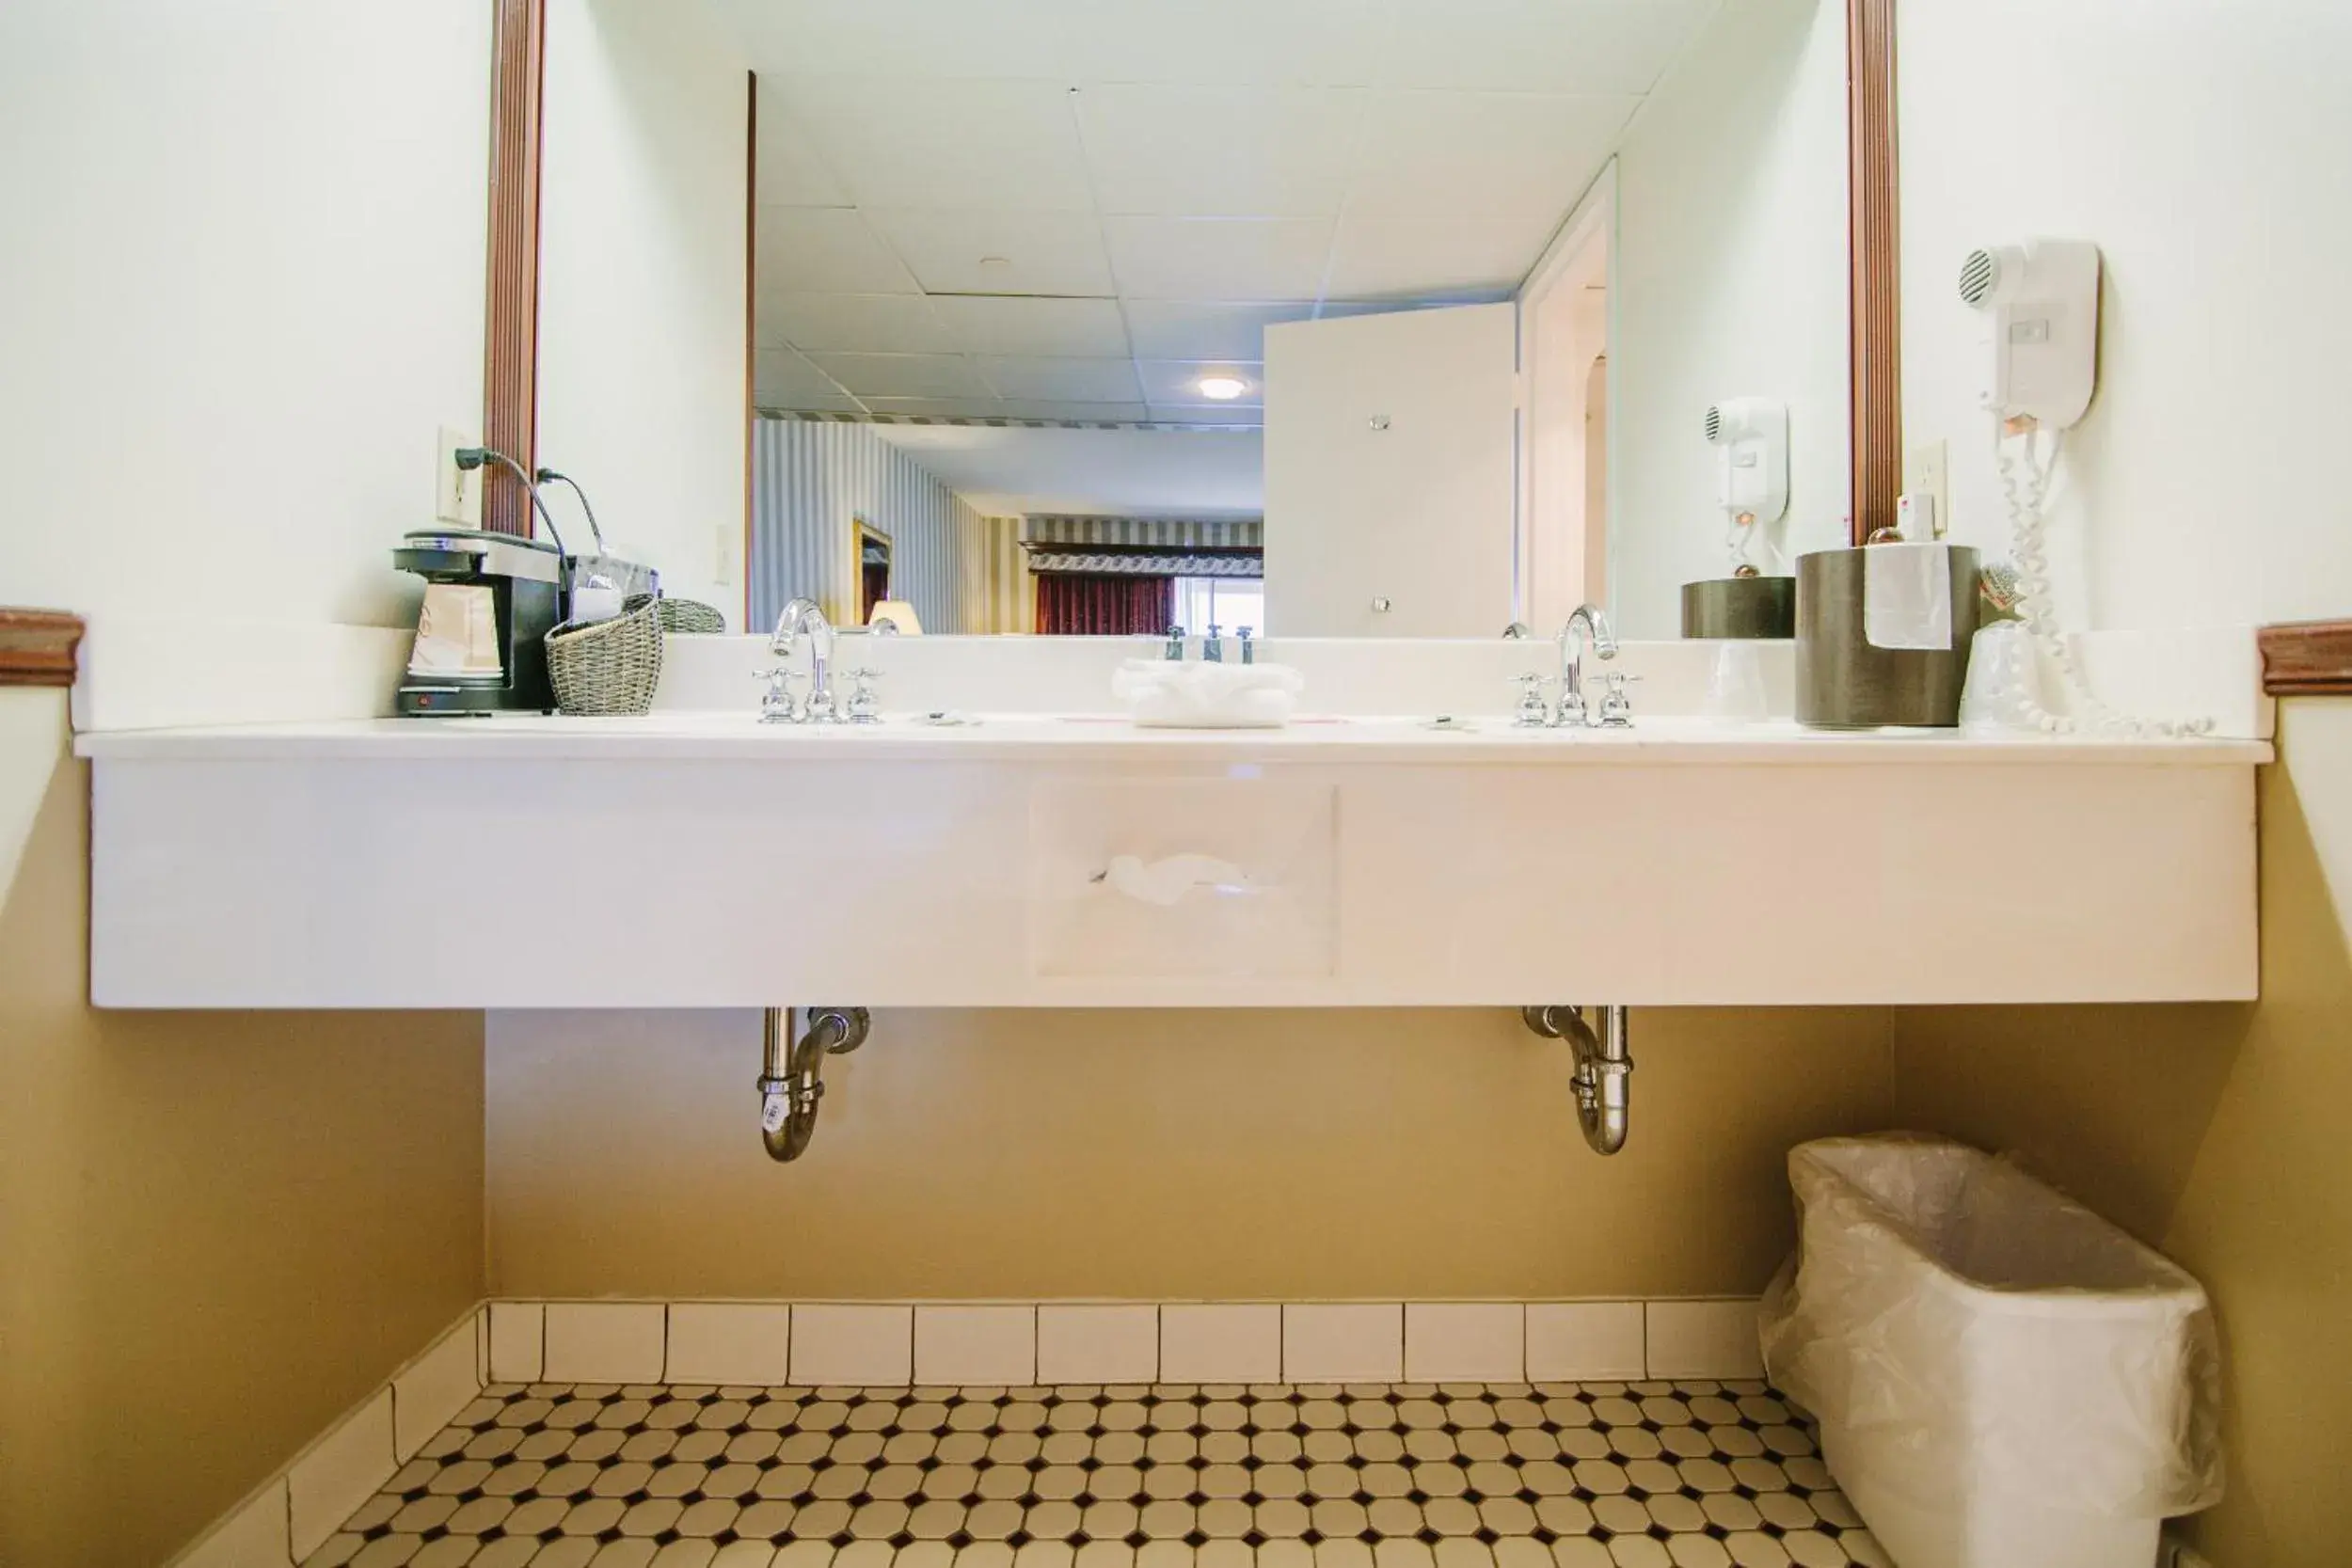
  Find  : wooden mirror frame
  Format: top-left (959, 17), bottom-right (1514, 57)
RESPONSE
top-left (1847, 0), bottom-right (1901, 545)
top-left (480, 0), bottom-right (546, 538)
top-left (478, 0), bottom-right (1906, 554)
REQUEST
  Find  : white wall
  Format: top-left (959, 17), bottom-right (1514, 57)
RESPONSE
top-left (537, 0), bottom-right (750, 620)
top-left (0, 9), bottom-right (494, 1557)
top-left (1607, 0), bottom-right (1851, 638)
top-left (1520, 194), bottom-right (1613, 632)
top-left (0, 2), bottom-right (491, 630)
top-left (875, 425), bottom-right (1264, 522)
top-left (1899, 0), bottom-right (2352, 633)
top-left (1892, 18), bottom-right (2352, 1557)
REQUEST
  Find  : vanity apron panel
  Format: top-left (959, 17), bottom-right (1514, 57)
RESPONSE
top-left (1028, 776), bottom-right (1340, 980)
top-left (87, 753), bottom-right (2256, 1007)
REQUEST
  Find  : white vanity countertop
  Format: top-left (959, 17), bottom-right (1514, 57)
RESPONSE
top-left (76, 635), bottom-right (2267, 1011)
top-left (74, 713), bottom-right (2273, 767)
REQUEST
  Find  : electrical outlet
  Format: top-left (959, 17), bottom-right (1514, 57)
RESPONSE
top-left (714, 523), bottom-right (736, 587)
top-left (435, 425), bottom-right (484, 528)
top-left (1907, 438), bottom-right (1949, 534)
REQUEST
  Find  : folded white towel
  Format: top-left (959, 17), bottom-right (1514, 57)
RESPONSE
top-left (1111, 658), bottom-right (1305, 728)
top-left (1863, 542), bottom-right (1955, 651)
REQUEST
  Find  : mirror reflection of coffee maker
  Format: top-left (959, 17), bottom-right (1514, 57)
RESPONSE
top-left (392, 528), bottom-right (565, 715)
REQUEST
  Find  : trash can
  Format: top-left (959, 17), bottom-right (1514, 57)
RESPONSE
top-left (1760, 1135), bottom-right (2223, 1568)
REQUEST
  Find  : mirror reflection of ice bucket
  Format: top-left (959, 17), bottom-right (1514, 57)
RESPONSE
top-left (1681, 575), bottom-right (1796, 639)
top-left (1796, 544), bottom-right (1980, 728)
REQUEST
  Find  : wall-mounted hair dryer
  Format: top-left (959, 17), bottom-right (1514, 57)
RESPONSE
top-left (1958, 238), bottom-right (2202, 736)
top-left (1959, 238), bottom-right (2101, 430)
top-left (1705, 397), bottom-right (1788, 572)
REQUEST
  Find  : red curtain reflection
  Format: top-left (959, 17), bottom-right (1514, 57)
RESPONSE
top-left (1035, 574), bottom-right (1175, 636)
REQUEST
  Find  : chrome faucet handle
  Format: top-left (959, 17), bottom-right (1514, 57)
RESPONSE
top-left (844, 667), bottom-right (882, 724)
top-left (755, 665), bottom-right (803, 724)
top-left (1597, 671), bottom-right (1643, 728)
top-left (1165, 626), bottom-right (1187, 660)
top-left (1236, 626), bottom-right (1255, 665)
top-left (1507, 672), bottom-right (1555, 728)
top-left (1203, 623), bottom-right (1224, 662)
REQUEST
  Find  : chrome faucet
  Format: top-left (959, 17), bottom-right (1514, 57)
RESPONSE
top-left (1203, 623), bottom-right (1224, 662)
top-left (1165, 625), bottom-right (1186, 660)
top-left (769, 595), bottom-right (839, 722)
top-left (1554, 602), bottom-right (1619, 727)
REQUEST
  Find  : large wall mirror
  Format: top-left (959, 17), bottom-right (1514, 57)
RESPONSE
top-left (509, 0), bottom-right (1891, 643)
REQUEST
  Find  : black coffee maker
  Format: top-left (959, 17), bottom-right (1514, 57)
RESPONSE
top-left (391, 528), bottom-right (566, 716)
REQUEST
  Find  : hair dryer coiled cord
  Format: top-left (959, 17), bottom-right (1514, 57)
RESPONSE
top-left (1994, 420), bottom-right (2212, 738)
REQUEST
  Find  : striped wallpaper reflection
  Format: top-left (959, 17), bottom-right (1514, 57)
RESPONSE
top-left (957, 514), bottom-right (1035, 635)
top-left (753, 419), bottom-right (1032, 635)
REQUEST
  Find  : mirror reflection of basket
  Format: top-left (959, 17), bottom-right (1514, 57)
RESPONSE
top-left (546, 595), bottom-right (664, 715)
top-left (644, 595), bottom-right (725, 633)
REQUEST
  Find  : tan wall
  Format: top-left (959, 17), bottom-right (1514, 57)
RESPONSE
top-left (1894, 700), bottom-right (2352, 1567)
top-left (0, 692), bottom-right (486, 1568)
top-left (486, 1005), bottom-right (1892, 1302)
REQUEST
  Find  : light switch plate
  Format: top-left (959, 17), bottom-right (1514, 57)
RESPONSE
top-left (714, 522), bottom-right (736, 587)
top-left (1906, 438), bottom-right (1948, 534)
top-left (435, 426), bottom-right (483, 528)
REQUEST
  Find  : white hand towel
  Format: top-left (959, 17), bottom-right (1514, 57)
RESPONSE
top-left (1863, 542), bottom-right (1954, 651)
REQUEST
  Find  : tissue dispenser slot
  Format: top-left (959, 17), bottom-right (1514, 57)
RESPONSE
top-left (1028, 778), bottom-right (1337, 978)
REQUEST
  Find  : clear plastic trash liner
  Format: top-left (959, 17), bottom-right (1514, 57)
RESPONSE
top-left (1761, 1134), bottom-right (2222, 1568)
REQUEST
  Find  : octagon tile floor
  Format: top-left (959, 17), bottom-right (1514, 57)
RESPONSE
top-left (306, 1381), bottom-right (1887, 1568)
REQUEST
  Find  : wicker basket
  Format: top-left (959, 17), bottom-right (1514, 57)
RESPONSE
top-left (644, 595), bottom-right (726, 634)
top-left (547, 595), bottom-right (664, 716)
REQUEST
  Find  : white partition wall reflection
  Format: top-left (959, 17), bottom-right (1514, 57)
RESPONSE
top-left (1264, 305), bottom-right (1519, 637)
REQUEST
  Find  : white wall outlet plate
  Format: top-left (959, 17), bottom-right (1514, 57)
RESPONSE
top-left (1907, 438), bottom-right (1949, 533)
top-left (714, 522), bottom-right (735, 587)
top-left (435, 425), bottom-right (483, 528)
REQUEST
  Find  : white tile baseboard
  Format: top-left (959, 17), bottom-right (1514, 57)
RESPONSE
top-left (1645, 1298), bottom-right (1767, 1380)
top-left (470, 1297), bottom-right (1761, 1386)
top-left (668, 1301), bottom-right (792, 1384)
top-left (543, 1301), bottom-right (666, 1383)
top-left (169, 1305), bottom-right (487, 1568)
top-left (1406, 1302), bottom-right (1526, 1382)
top-left (1037, 1304), bottom-right (1159, 1383)
top-left (1284, 1304), bottom-right (1406, 1382)
top-left (1526, 1301), bottom-right (1646, 1381)
top-left (486, 1299), bottom-right (544, 1383)
top-left (916, 1305), bottom-right (1038, 1385)
top-left (391, 1313), bottom-right (484, 1462)
top-left (1161, 1303), bottom-right (1281, 1382)
top-left (793, 1303), bottom-right (916, 1385)
top-left (167, 1294), bottom-right (1765, 1565)
top-left (174, 1476), bottom-right (291, 1568)
top-left (287, 1388), bottom-right (393, 1560)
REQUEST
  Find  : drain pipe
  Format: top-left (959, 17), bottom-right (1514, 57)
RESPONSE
top-left (755, 1006), bottom-right (871, 1162)
top-left (1521, 1005), bottom-right (1634, 1155)
top-left (1578, 1006), bottom-right (1633, 1155)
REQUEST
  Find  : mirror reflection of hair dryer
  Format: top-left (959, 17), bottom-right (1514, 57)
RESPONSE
top-left (1705, 396), bottom-right (1789, 574)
